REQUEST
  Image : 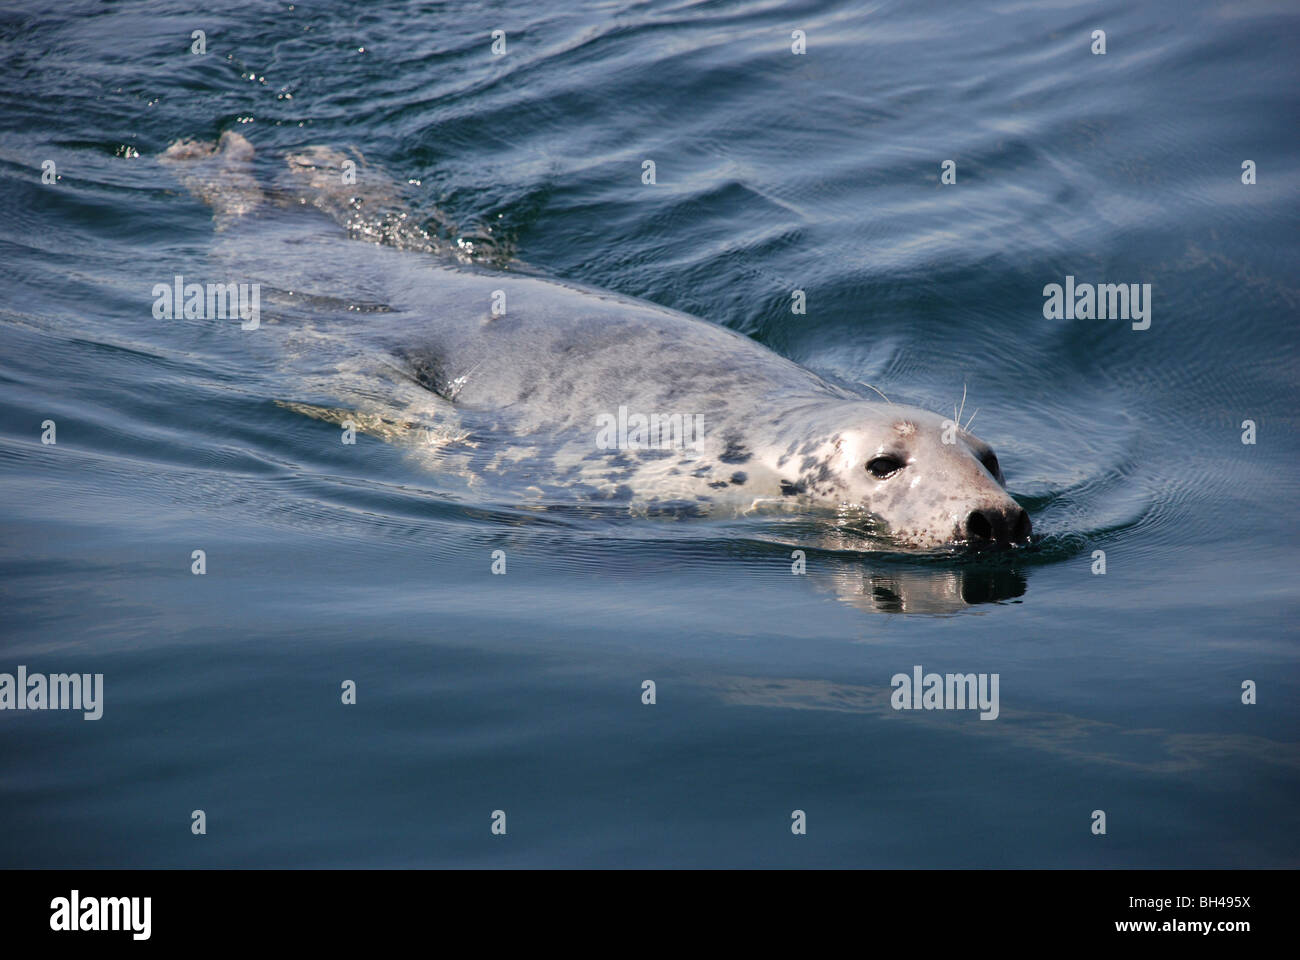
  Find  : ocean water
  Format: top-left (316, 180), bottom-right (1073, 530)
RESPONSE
top-left (0, 0), bottom-right (1297, 868)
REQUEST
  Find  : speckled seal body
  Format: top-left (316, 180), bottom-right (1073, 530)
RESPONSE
top-left (373, 262), bottom-right (1030, 548)
top-left (164, 133), bottom-right (1031, 550)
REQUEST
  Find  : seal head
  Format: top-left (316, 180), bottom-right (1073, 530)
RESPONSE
top-left (768, 401), bottom-right (1031, 550)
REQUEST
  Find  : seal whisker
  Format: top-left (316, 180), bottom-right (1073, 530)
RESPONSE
top-left (964, 408), bottom-right (979, 431)
top-left (858, 381), bottom-right (892, 404)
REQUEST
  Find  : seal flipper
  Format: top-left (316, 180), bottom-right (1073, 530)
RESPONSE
top-left (279, 144), bottom-right (458, 254)
top-left (159, 130), bottom-right (263, 229)
top-left (276, 400), bottom-right (475, 451)
top-left (279, 144), bottom-right (514, 262)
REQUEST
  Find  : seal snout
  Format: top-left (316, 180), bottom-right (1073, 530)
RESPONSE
top-left (965, 505), bottom-right (1031, 546)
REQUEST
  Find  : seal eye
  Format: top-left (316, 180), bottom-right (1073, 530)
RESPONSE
top-left (867, 456), bottom-right (902, 479)
top-left (981, 453), bottom-right (1000, 477)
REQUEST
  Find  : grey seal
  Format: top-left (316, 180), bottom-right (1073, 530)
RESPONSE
top-left (161, 132), bottom-right (1031, 552)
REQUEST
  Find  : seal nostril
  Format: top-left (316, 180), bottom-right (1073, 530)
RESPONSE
top-left (966, 510), bottom-right (994, 542)
top-left (1012, 509), bottom-right (1032, 543)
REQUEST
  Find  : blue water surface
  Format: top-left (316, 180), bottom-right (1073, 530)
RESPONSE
top-left (0, 0), bottom-right (1297, 867)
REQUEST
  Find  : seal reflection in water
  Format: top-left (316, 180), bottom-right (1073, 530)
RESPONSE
top-left (812, 561), bottom-right (1029, 614)
top-left (161, 132), bottom-right (1032, 555)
